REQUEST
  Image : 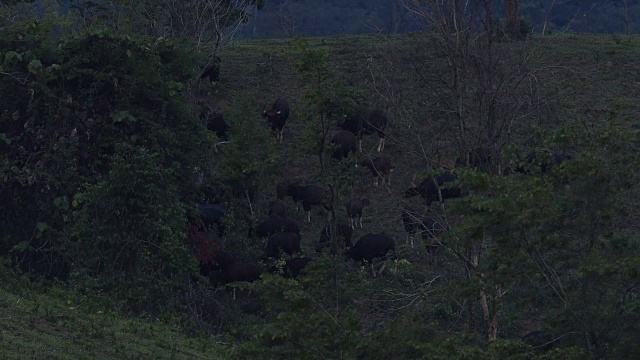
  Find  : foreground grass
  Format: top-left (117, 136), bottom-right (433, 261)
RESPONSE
top-left (0, 282), bottom-right (230, 360)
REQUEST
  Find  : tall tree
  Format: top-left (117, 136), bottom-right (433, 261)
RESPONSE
top-left (504, 0), bottom-right (520, 37)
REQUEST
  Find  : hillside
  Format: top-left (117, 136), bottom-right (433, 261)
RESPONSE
top-left (2, 27), bottom-right (640, 358)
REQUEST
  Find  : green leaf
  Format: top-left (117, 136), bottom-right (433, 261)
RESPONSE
top-left (3, 51), bottom-right (22, 67)
top-left (0, 133), bottom-right (10, 144)
top-left (12, 241), bottom-right (31, 252)
top-left (36, 222), bottom-right (48, 232)
top-left (112, 110), bottom-right (136, 123)
top-left (28, 59), bottom-right (43, 74)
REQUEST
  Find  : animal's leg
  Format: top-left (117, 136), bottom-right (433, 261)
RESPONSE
top-left (371, 262), bottom-right (377, 277)
top-left (350, 218), bottom-right (354, 229)
top-left (410, 234), bottom-right (414, 248)
top-left (279, 128), bottom-right (284, 143)
top-left (359, 215), bottom-right (363, 228)
top-left (359, 139), bottom-right (363, 153)
top-left (307, 211), bottom-right (311, 223)
top-left (379, 259), bottom-right (388, 275)
top-left (233, 288), bottom-right (237, 300)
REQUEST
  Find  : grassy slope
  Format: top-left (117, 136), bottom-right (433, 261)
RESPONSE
top-left (0, 284), bottom-right (229, 359)
top-left (4, 33), bottom-right (640, 356)
top-left (213, 33), bottom-right (640, 252)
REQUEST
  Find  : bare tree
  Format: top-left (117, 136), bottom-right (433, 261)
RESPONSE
top-left (388, 0), bottom-right (555, 342)
top-left (505, 0), bottom-right (521, 38)
top-left (622, 0), bottom-right (630, 35)
top-left (542, 0), bottom-right (572, 37)
top-left (276, 0), bottom-right (300, 38)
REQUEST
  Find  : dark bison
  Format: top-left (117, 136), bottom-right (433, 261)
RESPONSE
top-left (265, 232), bottom-right (302, 259)
top-left (363, 109), bottom-right (388, 152)
top-left (404, 172), bottom-right (462, 206)
top-left (401, 210), bottom-right (446, 247)
top-left (346, 198), bottom-right (370, 229)
top-left (316, 223), bottom-right (354, 254)
top-left (338, 109), bottom-right (388, 152)
top-left (361, 155), bottom-right (394, 187)
top-left (196, 204), bottom-right (227, 238)
top-left (345, 233), bottom-right (396, 277)
top-left (255, 215), bottom-right (301, 238)
top-left (283, 184), bottom-right (330, 222)
top-left (284, 257), bottom-right (312, 278)
top-left (200, 56), bottom-right (221, 84)
top-left (204, 251), bottom-right (263, 299)
top-left (205, 112), bottom-right (230, 141)
top-left (262, 98), bottom-right (290, 142)
top-left (267, 199), bottom-right (288, 219)
top-left (331, 130), bottom-right (357, 161)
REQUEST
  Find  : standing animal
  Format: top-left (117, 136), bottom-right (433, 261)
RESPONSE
top-left (284, 184), bottom-right (329, 222)
top-left (262, 98), bottom-right (290, 142)
top-left (404, 172), bottom-right (462, 206)
top-left (255, 215), bottom-right (301, 238)
top-left (205, 112), bottom-right (230, 141)
top-left (316, 223), bottom-right (354, 253)
top-left (361, 156), bottom-right (394, 187)
top-left (200, 56), bottom-right (221, 84)
top-left (401, 209), bottom-right (446, 249)
top-left (205, 251), bottom-right (263, 299)
top-left (265, 232), bottom-right (302, 259)
top-left (338, 109), bottom-right (388, 152)
top-left (330, 130), bottom-right (357, 161)
top-left (345, 198), bottom-right (370, 229)
top-left (283, 257), bottom-right (312, 278)
top-left (345, 233), bottom-right (396, 277)
top-left (363, 109), bottom-right (388, 152)
top-left (267, 199), bottom-right (287, 219)
top-left (196, 204), bottom-right (227, 238)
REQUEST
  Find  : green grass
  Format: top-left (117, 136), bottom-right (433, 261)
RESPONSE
top-left (0, 283), bottom-right (230, 359)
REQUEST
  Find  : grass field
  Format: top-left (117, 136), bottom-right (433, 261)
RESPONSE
top-left (0, 282), bottom-right (229, 359)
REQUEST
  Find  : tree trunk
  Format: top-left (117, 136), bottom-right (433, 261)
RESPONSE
top-left (623, 0), bottom-right (630, 35)
top-left (505, 0), bottom-right (520, 38)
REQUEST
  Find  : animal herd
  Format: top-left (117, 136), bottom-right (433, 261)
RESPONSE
top-left (193, 63), bottom-right (573, 297)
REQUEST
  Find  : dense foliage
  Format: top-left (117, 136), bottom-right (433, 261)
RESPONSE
top-left (0, 18), bottom-right (212, 309)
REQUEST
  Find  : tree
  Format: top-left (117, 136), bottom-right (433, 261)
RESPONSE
top-left (505, 0), bottom-right (521, 38)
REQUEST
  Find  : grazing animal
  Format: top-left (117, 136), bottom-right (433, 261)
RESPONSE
top-left (404, 172), bottom-right (462, 206)
top-left (363, 109), bottom-right (388, 152)
top-left (205, 112), bottom-right (230, 141)
top-left (265, 232), bottom-right (302, 259)
top-left (197, 204), bottom-right (227, 238)
top-left (330, 130), bottom-right (357, 161)
top-left (205, 251), bottom-right (262, 299)
top-left (284, 184), bottom-right (329, 222)
top-left (361, 156), bottom-right (394, 187)
top-left (284, 257), bottom-right (312, 278)
top-left (345, 233), bottom-right (396, 277)
top-left (337, 109), bottom-right (388, 152)
top-left (401, 210), bottom-right (446, 259)
top-left (262, 98), bottom-right (290, 142)
top-left (200, 56), bottom-right (221, 84)
top-left (255, 215), bottom-right (301, 238)
top-left (337, 111), bottom-right (365, 137)
top-left (345, 198), bottom-right (371, 229)
top-left (268, 199), bottom-right (287, 219)
top-left (316, 223), bottom-right (354, 253)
